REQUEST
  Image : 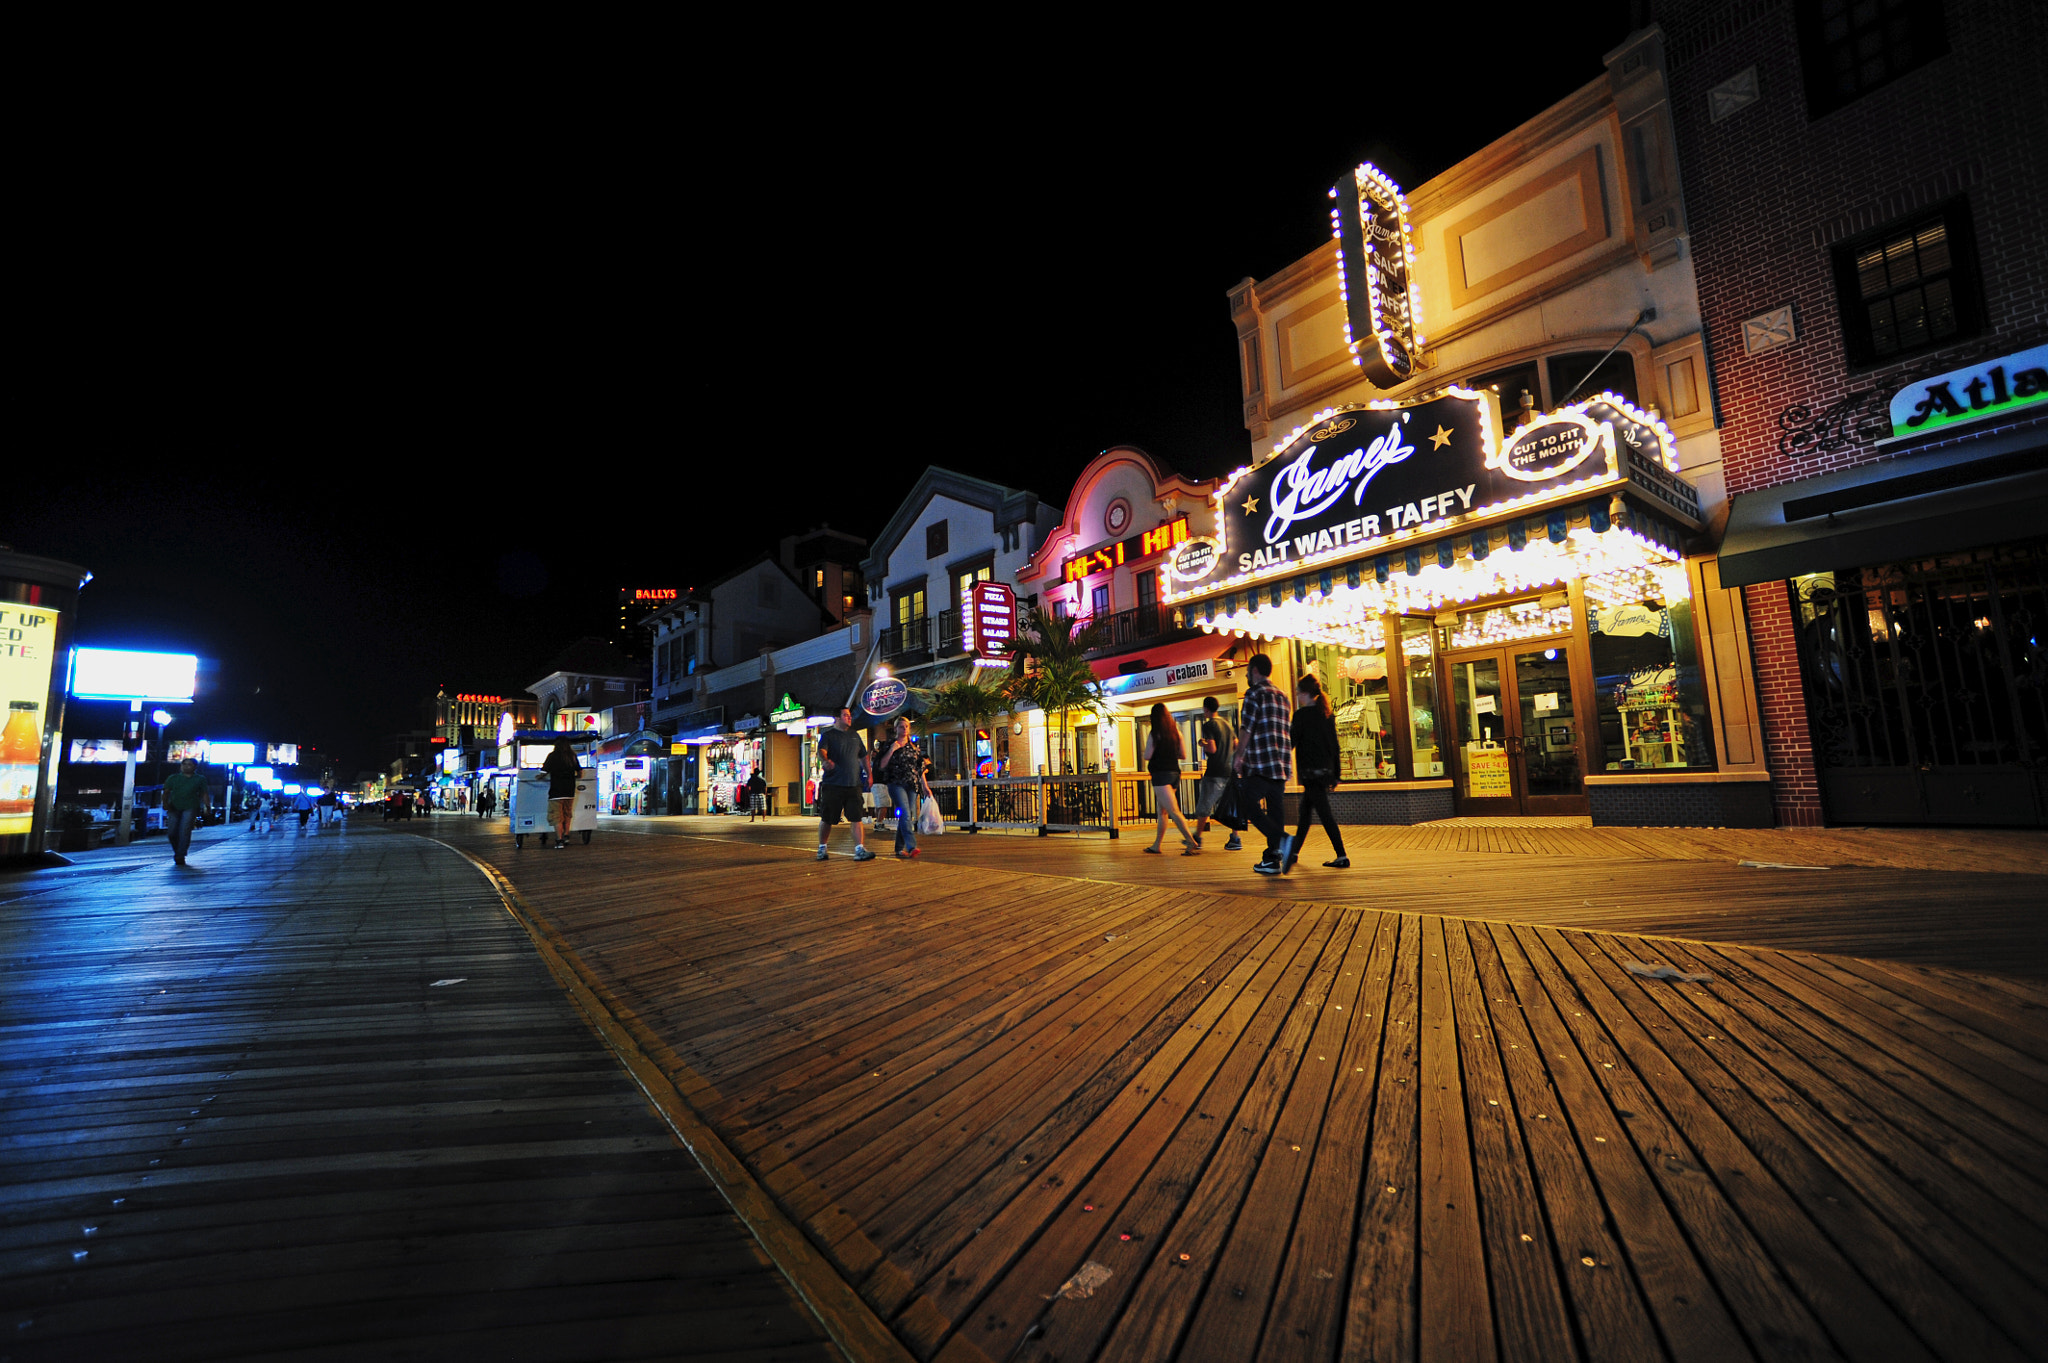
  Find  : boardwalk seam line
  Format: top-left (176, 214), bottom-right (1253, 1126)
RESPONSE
top-left (431, 835), bottom-right (913, 1363)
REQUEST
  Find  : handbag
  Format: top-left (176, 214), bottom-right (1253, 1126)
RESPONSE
top-left (1213, 777), bottom-right (1248, 832)
top-left (918, 795), bottom-right (945, 836)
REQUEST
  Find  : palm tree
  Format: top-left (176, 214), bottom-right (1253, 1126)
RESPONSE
top-left (923, 677), bottom-right (1013, 827)
top-left (1005, 605), bottom-right (1110, 780)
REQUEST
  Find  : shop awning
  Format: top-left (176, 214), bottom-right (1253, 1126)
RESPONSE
top-left (1717, 428), bottom-right (2048, 587)
top-left (1090, 637), bottom-right (1238, 699)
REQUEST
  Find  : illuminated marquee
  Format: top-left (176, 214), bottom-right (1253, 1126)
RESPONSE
top-left (630, 588), bottom-right (678, 603)
top-left (1061, 516), bottom-right (1192, 583)
top-left (1331, 162), bottom-right (1422, 388)
top-left (1169, 390), bottom-right (1694, 609)
top-left (454, 693), bottom-right (503, 704)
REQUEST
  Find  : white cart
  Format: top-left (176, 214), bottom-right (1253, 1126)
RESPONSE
top-left (510, 757), bottom-right (598, 848)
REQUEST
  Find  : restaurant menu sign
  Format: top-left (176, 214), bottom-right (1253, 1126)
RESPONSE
top-left (967, 581), bottom-right (1017, 658)
top-left (1332, 162), bottom-right (1420, 387)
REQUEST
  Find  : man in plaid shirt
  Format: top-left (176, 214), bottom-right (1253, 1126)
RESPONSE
top-left (1233, 652), bottom-right (1292, 874)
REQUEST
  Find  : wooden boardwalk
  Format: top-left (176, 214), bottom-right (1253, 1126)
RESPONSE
top-left (0, 823), bottom-right (841, 1361)
top-left (429, 816), bottom-right (2048, 1363)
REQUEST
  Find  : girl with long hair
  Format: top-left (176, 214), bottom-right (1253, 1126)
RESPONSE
top-left (1143, 702), bottom-right (1197, 855)
top-left (1282, 673), bottom-right (1348, 873)
top-left (878, 716), bottom-right (931, 859)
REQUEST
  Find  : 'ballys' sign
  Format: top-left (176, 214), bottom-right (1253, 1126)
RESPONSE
top-left (1182, 390), bottom-right (1689, 594)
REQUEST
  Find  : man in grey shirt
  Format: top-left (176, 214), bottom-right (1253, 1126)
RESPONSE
top-left (816, 707), bottom-right (875, 862)
top-left (1194, 695), bottom-right (1242, 852)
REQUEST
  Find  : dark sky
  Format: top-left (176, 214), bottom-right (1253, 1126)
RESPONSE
top-left (10, 10), bottom-right (1639, 776)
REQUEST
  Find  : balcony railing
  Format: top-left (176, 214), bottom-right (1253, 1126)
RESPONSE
top-left (1076, 603), bottom-right (1188, 655)
top-left (881, 609), bottom-right (971, 664)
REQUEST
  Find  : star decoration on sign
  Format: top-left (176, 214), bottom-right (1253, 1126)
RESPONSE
top-left (1429, 425), bottom-right (1453, 449)
top-left (1241, 495), bottom-right (1260, 514)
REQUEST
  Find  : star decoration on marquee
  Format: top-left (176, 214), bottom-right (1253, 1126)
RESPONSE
top-left (1430, 425), bottom-right (1453, 449)
top-left (1241, 495), bottom-right (1260, 514)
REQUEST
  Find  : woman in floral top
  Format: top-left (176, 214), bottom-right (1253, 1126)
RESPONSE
top-left (877, 717), bottom-right (932, 859)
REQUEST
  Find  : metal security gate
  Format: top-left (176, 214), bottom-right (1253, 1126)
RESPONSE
top-left (1792, 538), bottom-right (2048, 825)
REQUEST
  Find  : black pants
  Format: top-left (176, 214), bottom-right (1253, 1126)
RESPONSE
top-left (1290, 781), bottom-right (1345, 864)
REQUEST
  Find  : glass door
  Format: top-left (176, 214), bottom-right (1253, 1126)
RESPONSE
top-left (1512, 644), bottom-right (1585, 814)
top-left (1448, 652), bottom-right (1517, 815)
top-left (1443, 637), bottom-right (1587, 816)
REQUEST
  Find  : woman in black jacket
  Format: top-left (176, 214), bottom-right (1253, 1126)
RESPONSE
top-left (1283, 674), bottom-right (1348, 874)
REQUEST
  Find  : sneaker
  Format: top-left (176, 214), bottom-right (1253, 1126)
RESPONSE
top-left (1324, 857), bottom-right (1350, 868)
top-left (908, 848), bottom-right (920, 859)
top-left (1254, 859), bottom-right (1282, 876)
top-left (1224, 835), bottom-right (1242, 851)
top-left (853, 846), bottom-right (876, 862)
top-left (816, 847), bottom-right (829, 861)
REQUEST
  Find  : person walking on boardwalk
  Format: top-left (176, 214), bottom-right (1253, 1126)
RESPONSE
top-left (477, 784), bottom-right (495, 819)
top-left (815, 707), bottom-right (875, 862)
top-left (1234, 652), bottom-right (1292, 876)
top-left (162, 757), bottom-right (208, 866)
top-left (542, 738), bottom-right (581, 850)
top-left (877, 716), bottom-right (929, 859)
top-left (1281, 673), bottom-right (1348, 874)
top-left (1192, 694), bottom-right (1240, 852)
top-left (1142, 702), bottom-right (1198, 855)
top-left (291, 787), bottom-right (317, 833)
top-left (745, 769), bottom-right (768, 821)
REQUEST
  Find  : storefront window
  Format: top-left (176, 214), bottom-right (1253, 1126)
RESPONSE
top-left (1442, 599), bottom-right (1574, 649)
top-left (1587, 567), bottom-right (1716, 771)
top-left (1400, 618), bottom-right (1442, 778)
top-left (1293, 636), bottom-right (1394, 780)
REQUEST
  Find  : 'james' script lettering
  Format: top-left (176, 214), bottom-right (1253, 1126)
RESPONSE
top-left (1263, 426), bottom-right (1416, 544)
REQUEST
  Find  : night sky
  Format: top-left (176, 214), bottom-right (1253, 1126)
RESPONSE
top-left (9, 9), bottom-right (1639, 777)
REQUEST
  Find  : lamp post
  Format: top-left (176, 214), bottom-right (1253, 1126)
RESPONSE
top-left (151, 709), bottom-right (172, 786)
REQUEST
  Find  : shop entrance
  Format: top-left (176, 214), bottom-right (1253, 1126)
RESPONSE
top-left (1443, 638), bottom-right (1588, 816)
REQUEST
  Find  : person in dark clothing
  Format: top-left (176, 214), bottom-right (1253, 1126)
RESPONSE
top-left (745, 769), bottom-right (768, 821)
top-left (477, 785), bottom-right (495, 819)
top-left (542, 739), bottom-right (581, 849)
top-left (1282, 673), bottom-right (1347, 874)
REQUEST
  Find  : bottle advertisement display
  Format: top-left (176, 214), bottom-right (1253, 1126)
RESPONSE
top-left (1, 604), bottom-right (62, 835)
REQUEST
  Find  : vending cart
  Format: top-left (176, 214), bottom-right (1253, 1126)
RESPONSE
top-left (506, 731), bottom-right (599, 848)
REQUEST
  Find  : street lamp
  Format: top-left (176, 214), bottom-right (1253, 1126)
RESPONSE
top-left (151, 709), bottom-right (173, 785)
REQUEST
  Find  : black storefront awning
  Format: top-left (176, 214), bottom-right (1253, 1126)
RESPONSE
top-left (1717, 426), bottom-right (2048, 587)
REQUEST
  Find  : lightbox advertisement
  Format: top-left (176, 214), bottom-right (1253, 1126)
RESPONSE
top-left (1, 605), bottom-right (62, 835)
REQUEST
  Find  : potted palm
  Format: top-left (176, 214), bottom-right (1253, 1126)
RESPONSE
top-left (922, 677), bottom-right (1012, 829)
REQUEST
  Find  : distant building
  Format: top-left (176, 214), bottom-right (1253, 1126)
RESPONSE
top-left (526, 638), bottom-right (646, 734)
top-left (615, 587), bottom-right (681, 663)
top-left (779, 524), bottom-right (868, 624)
top-left (858, 467), bottom-right (1060, 777)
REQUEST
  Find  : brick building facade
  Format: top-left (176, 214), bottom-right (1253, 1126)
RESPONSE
top-left (1660, 0), bottom-right (2048, 825)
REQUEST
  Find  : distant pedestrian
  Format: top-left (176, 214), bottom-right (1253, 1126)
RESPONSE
top-left (1192, 695), bottom-right (1240, 852)
top-left (815, 707), bottom-right (874, 862)
top-left (477, 785), bottom-right (495, 819)
top-left (250, 793), bottom-right (272, 834)
top-left (876, 717), bottom-right (928, 859)
top-left (542, 738), bottom-right (581, 850)
top-left (318, 788), bottom-right (338, 828)
top-left (291, 788), bottom-right (316, 832)
top-left (1282, 674), bottom-right (1347, 874)
top-left (162, 758), bottom-right (208, 866)
top-left (745, 769), bottom-right (768, 821)
top-left (1143, 703), bottom-right (1197, 855)
top-left (1235, 653), bottom-right (1292, 876)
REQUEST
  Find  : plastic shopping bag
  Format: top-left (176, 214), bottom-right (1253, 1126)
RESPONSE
top-left (918, 795), bottom-right (945, 836)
